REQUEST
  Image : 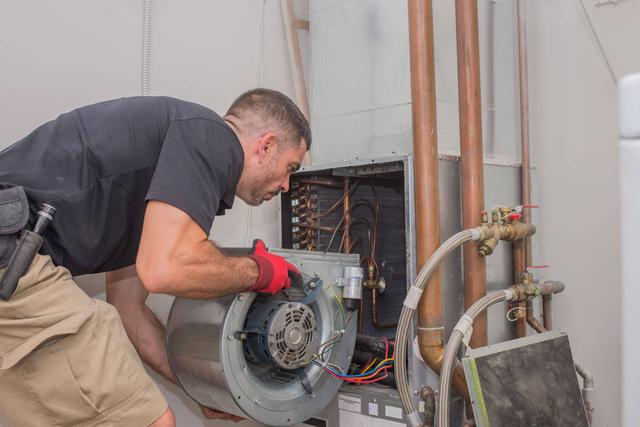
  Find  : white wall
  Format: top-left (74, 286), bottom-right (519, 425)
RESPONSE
top-left (0, 1), bottom-right (635, 426)
top-left (528, 1), bottom-right (640, 426)
top-left (0, 1), bottom-right (291, 426)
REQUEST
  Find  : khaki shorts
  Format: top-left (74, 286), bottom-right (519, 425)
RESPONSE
top-left (0, 254), bottom-right (168, 427)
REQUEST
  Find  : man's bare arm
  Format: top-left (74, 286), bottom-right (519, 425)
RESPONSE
top-left (106, 265), bottom-right (175, 382)
top-left (136, 200), bottom-right (258, 298)
top-left (106, 267), bottom-right (243, 422)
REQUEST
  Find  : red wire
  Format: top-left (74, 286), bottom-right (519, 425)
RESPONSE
top-left (324, 337), bottom-right (395, 384)
top-left (351, 373), bottom-right (389, 384)
top-left (384, 336), bottom-right (389, 359)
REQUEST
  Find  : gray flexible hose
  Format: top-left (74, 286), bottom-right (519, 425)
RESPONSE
top-left (438, 290), bottom-right (511, 427)
top-left (395, 229), bottom-right (479, 426)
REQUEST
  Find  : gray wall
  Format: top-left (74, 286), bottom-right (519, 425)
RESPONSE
top-left (0, 1), bottom-right (634, 426)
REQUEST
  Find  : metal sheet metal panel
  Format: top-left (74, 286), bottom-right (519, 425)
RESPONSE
top-left (283, 157), bottom-right (522, 425)
top-left (309, 0), bottom-right (520, 164)
top-left (462, 331), bottom-right (588, 427)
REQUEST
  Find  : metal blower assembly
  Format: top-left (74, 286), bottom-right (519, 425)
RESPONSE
top-left (166, 250), bottom-right (359, 426)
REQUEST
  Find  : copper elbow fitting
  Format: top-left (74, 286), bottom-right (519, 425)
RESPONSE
top-left (417, 328), bottom-right (444, 370)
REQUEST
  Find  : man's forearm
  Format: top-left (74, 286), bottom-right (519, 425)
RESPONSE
top-left (118, 302), bottom-right (176, 384)
top-left (137, 200), bottom-right (259, 299)
top-left (149, 239), bottom-right (259, 299)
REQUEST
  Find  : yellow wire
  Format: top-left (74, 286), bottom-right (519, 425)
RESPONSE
top-left (361, 358), bottom-right (377, 374)
top-left (328, 283), bottom-right (346, 326)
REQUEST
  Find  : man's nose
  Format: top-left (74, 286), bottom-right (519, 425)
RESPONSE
top-left (280, 177), bottom-right (290, 193)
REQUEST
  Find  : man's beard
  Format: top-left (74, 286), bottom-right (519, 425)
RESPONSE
top-left (247, 170), bottom-right (280, 206)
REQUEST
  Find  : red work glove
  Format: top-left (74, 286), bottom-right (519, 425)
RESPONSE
top-left (247, 239), bottom-right (302, 294)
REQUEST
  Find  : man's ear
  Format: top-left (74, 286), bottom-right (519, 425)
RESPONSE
top-left (257, 132), bottom-right (277, 161)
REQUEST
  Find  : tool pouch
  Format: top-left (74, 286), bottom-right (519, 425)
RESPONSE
top-left (0, 186), bottom-right (29, 269)
top-left (0, 186), bottom-right (36, 301)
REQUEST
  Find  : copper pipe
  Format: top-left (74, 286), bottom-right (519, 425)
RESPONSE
top-left (408, 0), bottom-right (441, 364)
top-left (297, 178), bottom-right (342, 188)
top-left (372, 288), bottom-right (398, 329)
top-left (456, 0), bottom-right (487, 348)
top-left (526, 299), bottom-right (546, 334)
top-left (420, 386), bottom-right (436, 427)
top-left (512, 240), bottom-right (527, 337)
top-left (342, 177), bottom-right (352, 253)
top-left (542, 294), bottom-right (553, 329)
top-left (517, 0), bottom-right (533, 269)
top-left (409, 0), bottom-right (470, 402)
top-left (407, 0), bottom-right (441, 383)
top-left (342, 177), bottom-right (361, 331)
top-left (517, 0), bottom-right (540, 335)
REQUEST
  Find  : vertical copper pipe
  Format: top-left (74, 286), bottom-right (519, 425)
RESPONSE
top-left (513, 241), bottom-right (527, 337)
top-left (517, 0), bottom-right (533, 269)
top-left (342, 177), bottom-right (362, 331)
top-left (372, 289), bottom-right (398, 329)
top-left (542, 295), bottom-right (553, 329)
top-left (409, 0), bottom-right (471, 402)
top-left (343, 177), bottom-right (352, 253)
top-left (408, 0), bottom-right (442, 342)
top-left (456, 0), bottom-right (487, 348)
top-left (517, 0), bottom-right (536, 335)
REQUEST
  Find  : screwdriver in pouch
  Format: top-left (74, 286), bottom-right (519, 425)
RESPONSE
top-left (0, 204), bottom-right (56, 300)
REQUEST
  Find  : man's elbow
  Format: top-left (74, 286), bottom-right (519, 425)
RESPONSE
top-left (136, 258), bottom-right (176, 294)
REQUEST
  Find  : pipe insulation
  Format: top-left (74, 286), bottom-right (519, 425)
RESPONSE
top-left (619, 73), bottom-right (640, 427)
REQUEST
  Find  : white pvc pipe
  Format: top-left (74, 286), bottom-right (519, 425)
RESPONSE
top-left (619, 73), bottom-right (640, 427)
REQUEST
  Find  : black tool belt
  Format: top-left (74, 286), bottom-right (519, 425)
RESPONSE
top-left (0, 186), bottom-right (29, 270)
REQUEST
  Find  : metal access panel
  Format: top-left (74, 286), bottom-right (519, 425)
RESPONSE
top-left (295, 386), bottom-right (409, 427)
top-left (310, 0), bottom-right (520, 164)
top-left (281, 155), bottom-right (521, 425)
top-left (462, 331), bottom-right (588, 427)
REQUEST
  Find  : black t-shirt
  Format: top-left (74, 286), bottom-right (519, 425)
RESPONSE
top-left (0, 96), bottom-right (244, 276)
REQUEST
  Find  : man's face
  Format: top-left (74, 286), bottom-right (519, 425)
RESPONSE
top-left (242, 139), bottom-right (306, 206)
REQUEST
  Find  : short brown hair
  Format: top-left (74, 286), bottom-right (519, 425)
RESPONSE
top-left (225, 88), bottom-right (311, 150)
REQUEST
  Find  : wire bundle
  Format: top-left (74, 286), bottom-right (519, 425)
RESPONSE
top-left (313, 335), bottom-right (394, 384)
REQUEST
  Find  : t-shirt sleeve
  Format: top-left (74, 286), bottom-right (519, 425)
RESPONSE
top-left (145, 118), bottom-right (242, 234)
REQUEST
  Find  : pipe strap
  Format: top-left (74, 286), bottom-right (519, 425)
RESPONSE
top-left (453, 315), bottom-right (474, 335)
top-left (403, 285), bottom-right (423, 310)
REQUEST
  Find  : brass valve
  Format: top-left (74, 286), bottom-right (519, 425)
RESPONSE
top-left (478, 206), bottom-right (536, 256)
top-left (508, 272), bottom-right (542, 302)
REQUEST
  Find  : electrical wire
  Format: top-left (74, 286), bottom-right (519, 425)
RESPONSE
top-left (141, 0), bottom-right (152, 96)
top-left (314, 342), bottom-right (394, 383)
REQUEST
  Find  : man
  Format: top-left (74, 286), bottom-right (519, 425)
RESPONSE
top-left (0, 89), bottom-right (310, 426)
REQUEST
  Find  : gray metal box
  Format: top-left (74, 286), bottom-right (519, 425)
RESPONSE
top-left (462, 331), bottom-right (588, 427)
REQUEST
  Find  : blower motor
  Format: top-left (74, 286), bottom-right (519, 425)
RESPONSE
top-left (166, 250), bottom-right (358, 426)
